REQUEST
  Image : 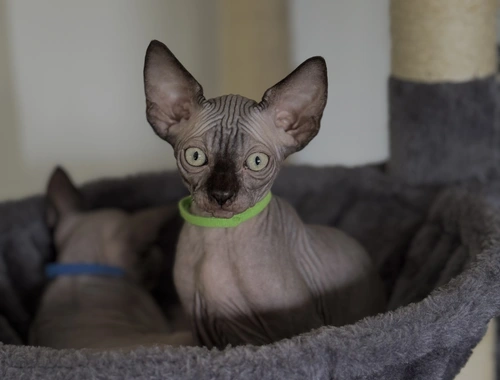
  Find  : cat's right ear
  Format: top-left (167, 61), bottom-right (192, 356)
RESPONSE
top-left (143, 40), bottom-right (204, 146)
top-left (46, 167), bottom-right (84, 229)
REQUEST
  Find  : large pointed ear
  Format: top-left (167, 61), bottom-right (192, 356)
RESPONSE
top-left (260, 57), bottom-right (328, 155)
top-left (144, 40), bottom-right (204, 146)
top-left (46, 167), bottom-right (84, 228)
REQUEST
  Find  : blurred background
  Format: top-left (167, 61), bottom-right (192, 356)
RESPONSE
top-left (0, 1), bottom-right (496, 378)
top-left (0, 0), bottom-right (389, 200)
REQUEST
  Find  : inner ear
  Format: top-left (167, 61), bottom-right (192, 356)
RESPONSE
top-left (260, 57), bottom-right (328, 154)
top-left (144, 40), bottom-right (204, 146)
top-left (45, 200), bottom-right (58, 230)
top-left (45, 166), bottom-right (84, 228)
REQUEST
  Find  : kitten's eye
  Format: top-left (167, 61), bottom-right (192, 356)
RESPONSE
top-left (246, 153), bottom-right (269, 171)
top-left (185, 148), bottom-right (207, 167)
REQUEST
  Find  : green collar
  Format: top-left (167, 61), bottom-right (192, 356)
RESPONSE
top-left (179, 192), bottom-right (272, 228)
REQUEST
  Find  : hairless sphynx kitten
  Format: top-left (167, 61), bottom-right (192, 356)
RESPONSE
top-left (30, 167), bottom-right (192, 350)
top-left (143, 40), bottom-right (386, 349)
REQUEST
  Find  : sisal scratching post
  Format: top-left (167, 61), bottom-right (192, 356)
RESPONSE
top-left (216, 0), bottom-right (290, 101)
top-left (388, 0), bottom-right (498, 184)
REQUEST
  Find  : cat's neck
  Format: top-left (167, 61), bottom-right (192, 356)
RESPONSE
top-left (186, 193), bottom-right (273, 223)
top-left (184, 196), bottom-right (303, 237)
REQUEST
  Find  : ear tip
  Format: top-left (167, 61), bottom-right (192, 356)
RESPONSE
top-left (146, 40), bottom-right (172, 57)
top-left (144, 40), bottom-right (181, 73)
top-left (306, 56), bottom-right (327, 72)
top-left (146, 40), bottom-right (167, 60)
top-left (310, 56), bottom-right (326, 63)
top-left (47, 165), bottom-right (71, 191)
top-left (295, 57), bottom-right (327, 84)
top-left (49, 166), bottom-right (67, 182)
top-left (52, 165), bottom-right (66, 175)
top-left (147, 40), bottom-right (165, 49)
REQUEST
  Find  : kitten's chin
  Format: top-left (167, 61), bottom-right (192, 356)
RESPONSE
top-left (190, 200), bottom-right (236, 218)
top-left (210, 209), bottom-right (235, 218)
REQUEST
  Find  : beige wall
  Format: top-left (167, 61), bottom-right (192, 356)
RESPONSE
top-left (0, 0), bottom-right (391, 201)
top-left (0, 0), bottom-right (217, 200)
top-left (289, 0), bottom-right (390, 167)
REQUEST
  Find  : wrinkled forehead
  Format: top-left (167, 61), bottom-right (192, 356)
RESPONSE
top-left (182, 95), bottom-right (265, 153)
top-left (204, 94), bottom-right (258, 120)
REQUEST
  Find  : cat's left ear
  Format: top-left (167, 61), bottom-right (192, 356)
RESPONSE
top-left (260, 57), bottom-right (328, 155)
top-left (144, 40), bottom-right (204, 146)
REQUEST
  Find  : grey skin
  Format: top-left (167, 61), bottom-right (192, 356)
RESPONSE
top-left (144, 40), bottom-right (386, 349)
top-left (30, 167), bottom-right (192, 350)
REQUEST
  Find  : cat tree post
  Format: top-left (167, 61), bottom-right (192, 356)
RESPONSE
top-left (388, 0), bottom-right (498, 184)
top-left (216, 0), bottom-right (290, 100)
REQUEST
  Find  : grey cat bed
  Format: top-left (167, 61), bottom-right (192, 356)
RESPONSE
top-left (0, 165), bottom-right (498, 380)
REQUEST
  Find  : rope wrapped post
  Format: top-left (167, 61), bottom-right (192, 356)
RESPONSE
top-left (388, 0), bottom-right (498, 184)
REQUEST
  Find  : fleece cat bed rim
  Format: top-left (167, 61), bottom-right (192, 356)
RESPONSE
top-left (0, 166), bottom-right (497, 379)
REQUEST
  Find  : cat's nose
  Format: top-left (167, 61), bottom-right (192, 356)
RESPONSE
top-left (210, 190), bottom-right (234, 206)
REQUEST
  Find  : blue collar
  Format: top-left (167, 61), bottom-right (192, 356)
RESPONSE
top-left (45, 263), bottom-right (126, 279)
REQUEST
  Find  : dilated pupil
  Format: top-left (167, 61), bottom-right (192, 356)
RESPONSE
top-left (193, 151), bottom-right (199, 161)
top-left (255, 156), bottom-right (261, 166)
